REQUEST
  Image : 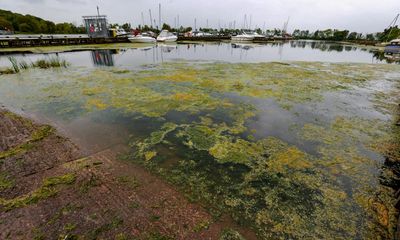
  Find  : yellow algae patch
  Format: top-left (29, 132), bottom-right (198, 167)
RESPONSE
top-left (267, 147), bottom-right (312, 173)
top-left (86, 98), bottom-right (108, 110)
top-left (209, 138), bottom-right (263, 166)
top-left (172, 93), bottom-right (196, 101)
top-left (144, 151), bottom-right (157, 161)
top-left (165, 70), bottom-right (198, 82)
top-left (82, 87), bottom-right (105, 96)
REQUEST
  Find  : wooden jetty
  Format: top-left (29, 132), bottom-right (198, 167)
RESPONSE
top-left (0, 34), bottom-right (294, 49)
top-left (0, 34), bottom-right (129, 48)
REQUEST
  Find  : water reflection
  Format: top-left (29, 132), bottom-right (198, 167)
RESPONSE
top-left (373, 51), bottom-right (400, 64)
top-left (231, 43), bottom-right (254, 50)
top-left (159, 44), bottom-right (177, 53)
top-left (82, 41), bottom-right (391, 68)
top-left (1, 41), bottom-right (398, 69)
top-left (290, 41), bottom-right (359, 52)
top-left (91, 49), bottom-right (115, 66)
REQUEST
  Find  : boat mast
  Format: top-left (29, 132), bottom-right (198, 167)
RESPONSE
top-left (386, 13), bottom-right (400, 41)
top-left (282, 17), bottom-right (290, 35)
top-left (158, 3), bottom-right (161, 29)
top-left (149, 9), bottom-right (153, 28)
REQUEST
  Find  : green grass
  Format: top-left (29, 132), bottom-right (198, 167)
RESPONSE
top-left (7, 57), bottom-right (19, 73)
top-left (0, 143), bottom-right (34, 160)
top-left (2, 57), bottom-right (69, 75)
top-left (31, 57), bottom-right (68, 69)
top-left (0, 173), bottom-right (76, 211)
top-left (0, 173), bottom-right (14, 191)
top-left (0, 125), bottom-right (53, 160)
top-left (30, 125), bottom-right (53, 141)
top-left (144, 232), bottom-right (173, 240)
top-left (150, 215), bottom-right (160, 222)
top-left (85, 216), bottom-right (123, 240)
top-left (116, 176), bottom-right (140, 189)
top-left (129, 201), bottom-right (140, 209)
top-left (19, 60), bottom-right (29, 70)
top-left (79, 174), bottom-right (100, 194)
top-left (0, 68), bottom-right (15, 75)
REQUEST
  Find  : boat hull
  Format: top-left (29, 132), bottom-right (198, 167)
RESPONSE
top-left (231, 36), bottom-right (254, 42)
top-left (156, 37), bottom-right (178, 42)
top-left (128, 37), bottom-right (156, 43)
top-left (384, 45), bottom-right (400, 54)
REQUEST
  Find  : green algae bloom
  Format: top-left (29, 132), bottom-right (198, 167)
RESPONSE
top-left (0, 59), bottom-right (399, 239)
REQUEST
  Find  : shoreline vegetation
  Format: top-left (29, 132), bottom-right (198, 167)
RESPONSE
top-left (0, 56), bottom-right (68, 74)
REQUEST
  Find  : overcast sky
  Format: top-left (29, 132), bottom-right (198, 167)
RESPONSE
top-left (1, 0), bottom-right (399, 32)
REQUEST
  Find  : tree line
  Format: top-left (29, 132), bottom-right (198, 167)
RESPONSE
top-left (292, 27), bottom-right (399, 42)
top-left (0, 9), bottom-right (85, 34)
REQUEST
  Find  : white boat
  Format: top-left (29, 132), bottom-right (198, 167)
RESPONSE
top-left (116, 28), bottom-right (128, 36)
top-left (384, 39), bottom-right (400, 54)
top-left (157, 30), bottom-right (178, 42)
top-left (231, 32), bottom-right (255, 42)
top-left (128, 35), bottom-right (156, 43)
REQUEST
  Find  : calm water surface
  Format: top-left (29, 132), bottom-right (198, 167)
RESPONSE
top-left (0, 40), bottom-right (394, 69)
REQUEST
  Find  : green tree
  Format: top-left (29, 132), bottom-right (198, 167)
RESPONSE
top-left (366, 33), bottom-right (375, 41)
top-left (0, 16), bottom-right (13, 30)
top-left (121, 23), bottom-right (131, 32)
top-left (18, 23), bottom-right (31, 32)
top-left (347, 32), bottom-right (358, 40)
top-left (332, 30), bottom-right (349, 41)
top-left (162, 23), bottom-right (171, 31)
top-left (380, 26), bottom-right (400, 41)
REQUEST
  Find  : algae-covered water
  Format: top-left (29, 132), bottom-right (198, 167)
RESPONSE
top-left (0, 41), bottom-right (399, 239)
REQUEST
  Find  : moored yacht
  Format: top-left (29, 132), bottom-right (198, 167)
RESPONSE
top-left (156, 30), bottom-right (178, 42)
top-left (384, 39), bottom-right (400, 54)
top-left (231, 32), bottom-right (255, 42)
top-left (128, 34), bottom-right (156, 43)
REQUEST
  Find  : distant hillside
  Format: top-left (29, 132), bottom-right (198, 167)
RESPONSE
top-left (0, 9), bottom-right (85, 34)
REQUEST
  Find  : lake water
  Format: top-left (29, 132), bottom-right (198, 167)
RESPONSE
top-left (0, 40), bottom-right (396, 69)
top-left (0, 41), bottom-right (399, 239)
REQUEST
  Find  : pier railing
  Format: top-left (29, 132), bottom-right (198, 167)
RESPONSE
top-left (0, 34), bottom-right (129, 48)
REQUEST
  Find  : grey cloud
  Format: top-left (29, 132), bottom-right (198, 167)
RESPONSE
top-left (1, 0), bottom-right (399, 32)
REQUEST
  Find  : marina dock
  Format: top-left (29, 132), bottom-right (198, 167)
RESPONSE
top-left (0, 34), bottom-right (293, 48)
top-left (0, 34), bottom-right (129, 48)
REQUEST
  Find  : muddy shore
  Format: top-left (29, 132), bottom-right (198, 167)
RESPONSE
top-left (0, 109), bottom-right (250, 240)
